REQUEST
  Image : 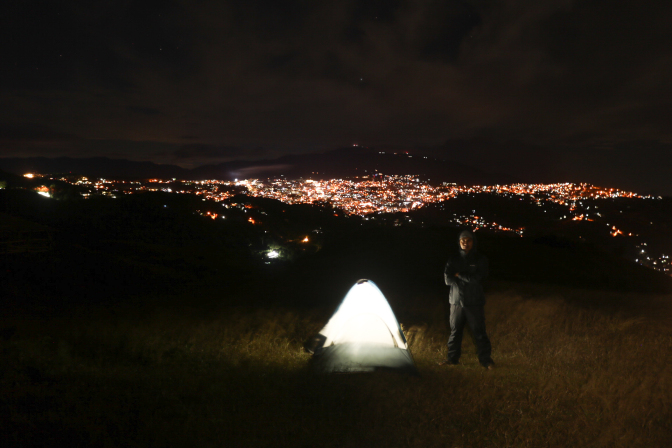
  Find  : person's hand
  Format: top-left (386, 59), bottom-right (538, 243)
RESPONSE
top-left (454, 273), bottom-right (460, 277)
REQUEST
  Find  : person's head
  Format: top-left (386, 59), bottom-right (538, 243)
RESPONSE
top-left (458, 230), bottom-right (474, 253)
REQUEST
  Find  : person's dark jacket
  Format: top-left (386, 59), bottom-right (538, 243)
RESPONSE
top-left (444, 236), bottom-right (489, 307)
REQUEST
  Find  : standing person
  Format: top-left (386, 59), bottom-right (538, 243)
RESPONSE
top-left (439, 230), bottom-right (495, 369)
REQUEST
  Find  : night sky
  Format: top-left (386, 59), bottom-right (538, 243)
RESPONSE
top-left (2, 0), bottom-right (672, 194)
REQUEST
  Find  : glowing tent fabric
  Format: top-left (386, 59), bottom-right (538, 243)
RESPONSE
top-left (309, 279), bottom-right (417, 374)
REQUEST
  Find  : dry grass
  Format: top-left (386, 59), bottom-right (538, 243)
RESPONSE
top-left (2, 286), bottom-right (671, 447)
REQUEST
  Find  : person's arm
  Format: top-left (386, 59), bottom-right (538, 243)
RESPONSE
top-left (456, 256), bottom-right (489, 284)
top-left (444, 261), bottom-right (459, 286)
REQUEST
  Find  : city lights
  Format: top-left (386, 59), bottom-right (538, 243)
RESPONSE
top-left (42, 174), bottom-right (669, 276)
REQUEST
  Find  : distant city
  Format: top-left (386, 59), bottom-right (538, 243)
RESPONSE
top-left (19, 173), bottom-right (670, 277)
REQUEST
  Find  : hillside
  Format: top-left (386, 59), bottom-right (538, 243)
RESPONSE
top-left (2, 189), bottom-right (672, 447)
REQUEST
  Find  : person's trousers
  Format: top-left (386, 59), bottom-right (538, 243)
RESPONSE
top-left (447, 303), bottom-right (493, 367)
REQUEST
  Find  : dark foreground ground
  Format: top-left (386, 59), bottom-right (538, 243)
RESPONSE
top-left (2, 190), bottom-right (672, 447)
top-left (3, 274), bottom-right (671, 448)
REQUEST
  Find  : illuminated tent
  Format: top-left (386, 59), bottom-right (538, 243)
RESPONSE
top-left (306, 279), bottom-right (417, 374)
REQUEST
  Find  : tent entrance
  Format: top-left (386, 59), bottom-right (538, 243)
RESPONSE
top-left (332, 313), bottom-right (398, 347)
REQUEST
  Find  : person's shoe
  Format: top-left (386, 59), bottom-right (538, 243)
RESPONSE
top-left (485, 362), bottom-right (496, 370)
top-left (437, 359), bottom-right (459, 366)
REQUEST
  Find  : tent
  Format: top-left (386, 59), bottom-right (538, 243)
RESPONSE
top-left (306, 279), bottom-right (417, 374)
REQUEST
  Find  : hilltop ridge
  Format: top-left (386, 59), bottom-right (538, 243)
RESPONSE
top-left (0, 147), bottom-right (515, 185)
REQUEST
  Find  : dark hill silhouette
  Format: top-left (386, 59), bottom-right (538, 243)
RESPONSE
top-left (0, 156), bottom-right (190, 179)
top-left (0, 147), bottom-right (516, 185)
top-left (0, 168), bottom-right (22, 182)
top-left (4, 187), bottom-right (672, 315)
top-left (192, 147), bottom-right (516, 185)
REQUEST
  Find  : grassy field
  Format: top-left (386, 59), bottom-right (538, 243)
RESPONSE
top-left (2, 281), bottom-right (671, 448)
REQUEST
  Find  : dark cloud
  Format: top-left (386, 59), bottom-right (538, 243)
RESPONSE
top-left (0, 124), bottom-right (79, 155)
top-left (127, 106), bottom-right (162, 116)
top-left (0, 124), bottom-right (76, 144)
top-left (227, 0), bottom-right (311, 38)
top-left (415, 0), bottom-right (481, 62)
top-left (1, 0), bottom-right (671, 193)
top-left (171, 144), bottom-right (272, 167)
top-left (1, 0), bottom-right (136, 91)
top-left (174, 144), bottom-right (248, 159)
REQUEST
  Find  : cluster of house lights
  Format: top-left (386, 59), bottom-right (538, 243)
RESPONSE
top-left (25, 173), bottom-right (669, 275)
